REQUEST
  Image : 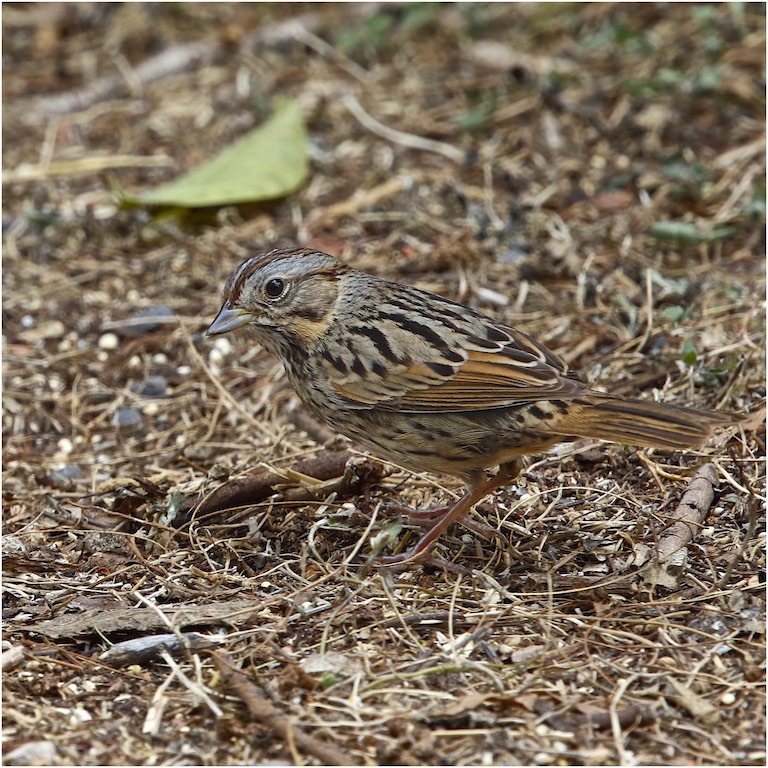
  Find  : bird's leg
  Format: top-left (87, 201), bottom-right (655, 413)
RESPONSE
top-left (378, 460), bottom-right (520, 567)
top-left (382, 501), bottom-right (500, 539)
top-left (382, 502), bottom-right (453, 521)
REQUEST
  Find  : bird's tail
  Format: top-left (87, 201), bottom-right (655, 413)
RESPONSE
top-left (561, 395), bottom-right (737, 450)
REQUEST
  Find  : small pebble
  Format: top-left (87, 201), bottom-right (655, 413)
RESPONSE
top-left (5, 741), bottom-right (58, 766)
top-left (57, 437), bottom-right (74, 455)
top-left (129, 375), bottom-right (168, 397)
top-left (213, 337), bottom-right (233, 356)
top-left (49, 464), bottom-right (83, 488)
top-left (113, 407), bottom-right (143, 430)
top-left (98, 333), bottom-right (119, 350)
top-left (499, 245), bottom-right (527, 264)
top-left (208, 348), bottom-right (226, 367)
top-left (721, 692), bottom-right (736, 705)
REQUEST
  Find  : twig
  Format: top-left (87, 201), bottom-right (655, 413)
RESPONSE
top-left (656, 463), bottom-right (719, 562)
top-left (307, 175), bottom-right (413, 229)
top-left (342, 93), bottom-right (466, 163)
top-left (159, 649), bottom-right (223, 718)
top-left (212, 652), bottom-right (354, 766)
top-left (187, 450), bottom-right (384, 518)
top-left (3, 154), bottom-right (173, 184)
top-left (610, 676), bottom-right (634, 765)
top-left (643, 463), bottom-right (719, 589)
top-left (716, 452), bottom-right (761, 589)
top-left (99, 632), bottom-right (226, 667)
top-left (290, 26), bottom-right (370, 83)
top-left (191, 450), bottom-right (349, 515)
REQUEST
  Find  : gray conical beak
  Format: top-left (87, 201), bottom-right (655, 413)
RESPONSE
top-left (206, 303), bottom-right (250, 336)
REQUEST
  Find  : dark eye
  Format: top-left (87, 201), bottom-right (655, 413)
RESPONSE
top-left (264, 278), bottom-right (286, 299)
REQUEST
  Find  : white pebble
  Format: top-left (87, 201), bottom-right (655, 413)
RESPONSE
top-left (57, 438), bottom-right (74, 455)
top-left (98, 333), bottom-right (119, 350)
top-left (208, 348), bottom-right (225, 366)
top-left (142, 402), bottom-right (160, 416)
top-left (721, 692), bottom-right (736, 705)
top-left (177, 365), bottom-right (192, 376)
top-left (152, 353), bottom-right (168, 364)
top-left (214, 337), bottom-right (233, 355)
top-left (5, 741), bottom-right (57, 766)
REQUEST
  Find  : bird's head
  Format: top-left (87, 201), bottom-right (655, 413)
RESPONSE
top-left (206, 248), bottom-right (347, 349)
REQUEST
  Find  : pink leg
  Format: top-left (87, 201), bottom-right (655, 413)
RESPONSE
top-left (382, 501), bottom-right (499, 538)
top-left (377, 461), bottom-right (520, 567)
top-left (382, 502), bottom-right (453, 521)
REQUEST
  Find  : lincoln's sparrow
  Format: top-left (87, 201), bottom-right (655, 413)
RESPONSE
top-left (207, 247), bottom-right (736, 564)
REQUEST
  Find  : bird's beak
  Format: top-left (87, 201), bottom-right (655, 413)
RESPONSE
top-left (206, 303), bottom-right (251, 336)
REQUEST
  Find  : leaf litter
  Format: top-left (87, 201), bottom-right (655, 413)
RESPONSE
top-left (2, 4), bottom-right (765, 766)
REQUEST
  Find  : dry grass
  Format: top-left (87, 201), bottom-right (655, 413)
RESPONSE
top-left (3, 4), bottom-right (765, 765)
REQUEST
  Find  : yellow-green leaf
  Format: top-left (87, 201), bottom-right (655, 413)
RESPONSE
top-left (134, 99), bottom-right (307, 208)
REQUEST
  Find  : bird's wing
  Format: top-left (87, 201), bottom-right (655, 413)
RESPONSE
top-left (321, 308), bottom-right (587, 413)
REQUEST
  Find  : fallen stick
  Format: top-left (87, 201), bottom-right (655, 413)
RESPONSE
top-left (212, 652), bottom-right (354, 766)
top-left (644, 463), bottom-right (719, 589)
top-left (187, 450), bottom-right (383, 519)
top-left (656, 463), bottom-right (719, 560)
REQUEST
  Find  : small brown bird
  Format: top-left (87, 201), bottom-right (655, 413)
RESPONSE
top-left (207, 247), bottom-right (735, 564)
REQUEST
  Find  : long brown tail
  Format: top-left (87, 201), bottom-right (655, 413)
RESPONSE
top-left (561, 395), bottom-right (737, 450)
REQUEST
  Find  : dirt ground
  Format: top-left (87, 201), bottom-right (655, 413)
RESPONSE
top-left (2, 4), bottom-right (765, 766)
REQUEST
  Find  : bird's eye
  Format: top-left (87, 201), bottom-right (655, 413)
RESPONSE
top-left (264, 278), bottom-right (286, 299)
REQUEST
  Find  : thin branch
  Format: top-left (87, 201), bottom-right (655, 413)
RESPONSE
top-left (343, 93), bottom-right (466, 163)
top-left (212, 652), bottom-right (354, 766)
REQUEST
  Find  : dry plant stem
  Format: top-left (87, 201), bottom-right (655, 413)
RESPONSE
top-left (2, 154), bottom-right (173, 183)
top-left (655, 463), bottom-right (719, 562)
top-left (716, 452), bottom-right (760, 589)
top-left (342, 93), bottom-right (466, 163)
top-left (159, 649), bottom-right (223, 718)
top-left (306, 168), bottom-right (451, 229)
top-left (211, 652), bottom-right (354, 766)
